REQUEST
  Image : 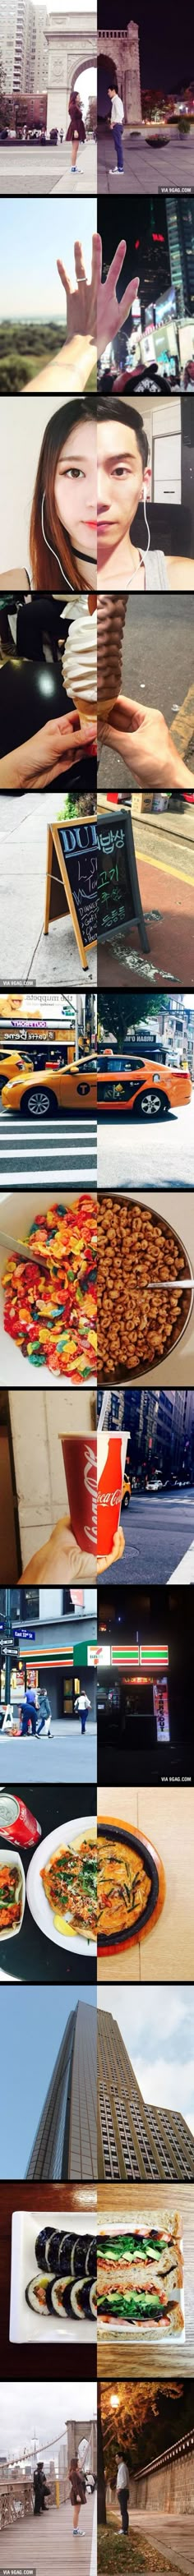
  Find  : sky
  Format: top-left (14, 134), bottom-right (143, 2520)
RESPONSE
top-left (0, 2381), bottom-right (96, 2460)
top-left (98, 1987), bottom-right (194, 2137)
top-left (98, 0), bottom-right (192, 90)
top-left (0, 1986), bottom-right (96, 2174)
top-left (0, 198), bottom-right (95, 322)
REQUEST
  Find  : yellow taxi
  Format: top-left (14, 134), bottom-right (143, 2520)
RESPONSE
top-left (2, 1057), bottom-right (98, 1118)
top-left (1, 1053), bottom-right (192, 1121)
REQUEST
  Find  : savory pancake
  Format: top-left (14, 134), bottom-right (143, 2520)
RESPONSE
top-left (97, 1834), bottom-right (150, 1938)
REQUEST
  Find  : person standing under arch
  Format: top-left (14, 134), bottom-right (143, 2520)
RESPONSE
top-left (67, 87), bottom-right (85, 173)
top-left (109, 83), bottom-right (124, 173)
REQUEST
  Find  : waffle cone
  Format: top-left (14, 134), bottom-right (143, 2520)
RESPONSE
top-left (73, 694), bottom-right (97, 728)
top-left (98, 692), bottom-right (118, 736)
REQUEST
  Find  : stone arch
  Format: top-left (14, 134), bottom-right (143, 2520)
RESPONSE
top-left (71, 54), bottom-right (97, 88)
top-left (97, 24), bottom-right (141, 126)
top-left (98, 47), bottom-right (119, 118)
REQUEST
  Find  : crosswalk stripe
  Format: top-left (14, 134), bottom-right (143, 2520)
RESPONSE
top-left (0, 1114), bottom-right (97, 1183)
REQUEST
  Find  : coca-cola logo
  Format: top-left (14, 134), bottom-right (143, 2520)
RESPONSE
top-left (98, 1488), bottom-right (122, 1509)
top-left (84, 1444), bottom-right (97, 1499)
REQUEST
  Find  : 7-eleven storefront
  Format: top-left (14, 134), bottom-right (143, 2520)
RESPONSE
top-left (0, 1640), bottom-right (96, 1724)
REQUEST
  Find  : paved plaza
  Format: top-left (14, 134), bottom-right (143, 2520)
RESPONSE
top-left (98, 125), bottom-right (194, 191)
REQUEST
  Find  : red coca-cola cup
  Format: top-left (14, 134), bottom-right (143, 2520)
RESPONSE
top-left (61, 1435), bottom-right (97, 1554)
top-left (97, 1432), bottom-right (127, 1557)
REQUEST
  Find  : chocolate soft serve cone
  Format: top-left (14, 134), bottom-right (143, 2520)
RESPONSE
top-left (97, 594), bottom-right (127, 735)
top-left (62, 594), bottom-right (97, 729)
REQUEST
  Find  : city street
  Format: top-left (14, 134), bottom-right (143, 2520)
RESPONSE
top-left (98, 126), bottom-right (194, 191)
top-left (98, 599), bottom-right (194, 795)
top-left (0, 139), bottom-right (96, 193)
top-left (97, 1489), bottom-right (194, 1585)
top-left (0, 1106), bottom-right (97, 1187)
top-left (0, 1721), bottom-right (97, 1782)
top-left (97, 1094), bottom-right (194, 1191)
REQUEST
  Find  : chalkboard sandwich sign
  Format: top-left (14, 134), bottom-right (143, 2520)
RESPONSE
top-left (44, 818), bottom-right (98, 969)
top-left (44, 807), bottom-right (149, 970)
top-left (97, 807), bottom-right (149, 957)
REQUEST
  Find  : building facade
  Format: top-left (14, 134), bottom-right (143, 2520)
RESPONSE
top-left (0, 0), bottom-right (48, 90)
top-left (98, 2009), bottom-right (194, 2183)
top-left (27, 2001), bottom-right (97, 2182)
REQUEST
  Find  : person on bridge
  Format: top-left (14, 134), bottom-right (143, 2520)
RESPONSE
top-left (34, 2463), bottom-right (49, 2515)
top-left (69, 2455), bottom-right (87, 2536)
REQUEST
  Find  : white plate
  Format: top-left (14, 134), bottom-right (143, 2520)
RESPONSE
top-left (26, 1813), bottom-right (97, 1955)
top-left (0, 1846), bottom-right (25, 1941)
top-left (10, 2207), bottom-right (97, 2343)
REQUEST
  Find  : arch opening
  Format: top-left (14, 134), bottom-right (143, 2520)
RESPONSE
top-left (98, 53), bottom-right (118, 121)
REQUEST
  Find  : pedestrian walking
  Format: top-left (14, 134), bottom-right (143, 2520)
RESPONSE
top-left (76, 1689), bottom-right (91, 1735)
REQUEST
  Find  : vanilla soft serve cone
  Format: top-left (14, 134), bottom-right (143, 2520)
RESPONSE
top-left (62, 594), bottom-right (97, 729)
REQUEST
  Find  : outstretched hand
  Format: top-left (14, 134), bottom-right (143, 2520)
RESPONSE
top-left (97, 237), bottom-right (140, 358)
top-left (57, 233), bottom-right (99, 343)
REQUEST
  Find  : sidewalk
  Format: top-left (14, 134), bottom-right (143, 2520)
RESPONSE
top-left (98, 818), bottom-right (194, 986)
top-left (97, 127), bottom-right (194, 192)
top-left (169, 1537), bottom-right (194, 1582)
top-left (53, 138), bottom-right (96, 193)
top-left (0, 2492), bottom-right (95, 2573)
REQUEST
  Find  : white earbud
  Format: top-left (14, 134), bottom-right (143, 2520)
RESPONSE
top-left (143, 482), bottom-right (150, 554)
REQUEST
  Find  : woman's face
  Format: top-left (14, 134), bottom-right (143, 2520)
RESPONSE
top-left (97, 417), bottom-right (145, 555)
top-left (53, 416), bottom-right (97, 560)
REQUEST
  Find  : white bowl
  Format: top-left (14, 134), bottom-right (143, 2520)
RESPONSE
top-left (0, 1188), bottom-right (96, 1386)
top-left (0, 1845), bottom-right (25, 1940)
top-left (26, 1813), bottom-right (96, 1955)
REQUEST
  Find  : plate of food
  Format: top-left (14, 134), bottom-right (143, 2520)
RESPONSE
top-left (97, 1818), bottom-right (165, 1954)
top-left (97, 2212), bottom-right (184, 2339)
top-left (10, 2208), bottom-right (97, 2342)
top-left (0, 1846), bottom-right (25, 1941)
top-left (97, 1193), bottom-right (193, 1383)
top-left (26, 1815), bottom-right (97, 1954)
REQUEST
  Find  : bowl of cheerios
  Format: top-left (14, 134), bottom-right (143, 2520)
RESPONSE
top-left (97, 1192), bottom-right (193, 1385)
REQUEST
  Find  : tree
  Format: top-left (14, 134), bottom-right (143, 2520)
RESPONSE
top-left (98, 993), bottom-right (170, 1044)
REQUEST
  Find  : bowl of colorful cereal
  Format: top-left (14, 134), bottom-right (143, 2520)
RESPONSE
top-left (0, 1191), bottom-right (97, 1386)
top-left (97, 1191), bottom-right (193, 1385)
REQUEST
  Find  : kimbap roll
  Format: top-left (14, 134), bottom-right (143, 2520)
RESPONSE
top-left (71, 2236), bottom-right (90, 2277)
top-left (85, 2240), bottom-right (96, 2278)
top-left (25, 2274), bottom-right (55, 2314)
top-left (45, 2231), bottom-right (72, 2274)
top-left (50, 2275), bottom-right (75, 2317)
top-left (35, 2230), bottom-right (50, 2270)
top-left (71, 2276), bottom-right (90, 2317)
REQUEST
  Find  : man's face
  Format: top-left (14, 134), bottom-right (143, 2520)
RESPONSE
top-left (97, 416), bottom-right (146, 560)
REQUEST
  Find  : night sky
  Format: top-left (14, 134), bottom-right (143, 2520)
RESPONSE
top-left (98, 0), bottom-right (192, 92)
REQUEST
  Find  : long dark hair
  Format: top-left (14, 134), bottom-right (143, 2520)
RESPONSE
top-left (30, 394), bottom-right (96, 591)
